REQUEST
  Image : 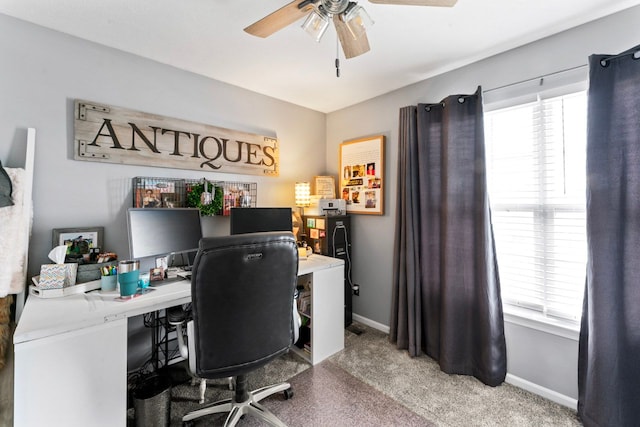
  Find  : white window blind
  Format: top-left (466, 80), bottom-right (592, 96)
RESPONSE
top-left (484, 91), bottom-right (587, 323)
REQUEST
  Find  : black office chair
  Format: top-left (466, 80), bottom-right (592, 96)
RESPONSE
top-left (178, 231), bottom-right (299, 427)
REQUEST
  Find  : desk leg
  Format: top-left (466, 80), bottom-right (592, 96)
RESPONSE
top-left (150, 311), bottom-right (159, 371)
top-left (146, 310), bottom-right (166, 371)
top-left (14, 319), bottom-right (128, 427)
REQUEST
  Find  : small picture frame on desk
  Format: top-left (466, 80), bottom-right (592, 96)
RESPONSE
top-left (52, 227), bottom-right (104, 263)
top-left (150, 267), bottom-right (164, 282)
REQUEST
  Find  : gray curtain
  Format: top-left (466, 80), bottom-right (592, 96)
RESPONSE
top-left (578, 45), bottom-right (640, 427)
top-left (390, 87), bottom-right (507, 387)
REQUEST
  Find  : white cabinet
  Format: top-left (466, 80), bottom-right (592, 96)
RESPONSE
top-left (14, 319), bottom-right (128, 427)
top-left (292, 256), bottom-right (344, 365)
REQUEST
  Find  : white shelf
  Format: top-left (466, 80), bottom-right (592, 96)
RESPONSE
top-left (293, 259), bottom-right (344, 365)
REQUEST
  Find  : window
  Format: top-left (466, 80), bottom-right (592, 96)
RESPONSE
top-left (485, 91), bottom-right (587, 323)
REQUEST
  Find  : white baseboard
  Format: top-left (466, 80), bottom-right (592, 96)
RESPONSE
top-left (505, 373), bottom-right (577, 410)
top-left (352, 313), bottom-right (577, 411)
top-left (352, 313), bottom-right (389, 334)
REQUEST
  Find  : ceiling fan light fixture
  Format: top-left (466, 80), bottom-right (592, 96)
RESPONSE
top-left (301, 7), bottom-right (330, 42)
top-left (246, 0), bottom-right (458, 65)
top-left (343, 4), bottom-right (373, 40)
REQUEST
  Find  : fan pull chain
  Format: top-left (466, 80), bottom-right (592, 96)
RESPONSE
top-left (335, 36), bottom-right (340, 78)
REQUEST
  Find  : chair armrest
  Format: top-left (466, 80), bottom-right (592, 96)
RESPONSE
top-left (187, 320), bottom-right (197, 375)
top-left (175, 321), bottom-right (189, 360)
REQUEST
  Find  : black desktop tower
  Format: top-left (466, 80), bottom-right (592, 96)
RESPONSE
top-left (302, 214), bottom-right (352, 327)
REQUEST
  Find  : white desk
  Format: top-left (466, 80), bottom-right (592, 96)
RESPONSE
top-left (14, 254), bottom-right (344, 427)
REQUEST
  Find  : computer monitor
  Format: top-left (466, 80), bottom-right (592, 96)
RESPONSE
top-left (127, 208), bottom-right (203, 260)
top-left (230, 207), bottom-right (293, 235)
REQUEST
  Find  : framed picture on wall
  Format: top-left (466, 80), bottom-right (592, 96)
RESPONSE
top-left (312, 175), bottom-right (336, 198)
top-left (339, 135), bottom-right (385, 215)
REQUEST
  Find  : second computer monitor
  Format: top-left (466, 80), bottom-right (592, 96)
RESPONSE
top-left (229, 207), bottom-right (293, 235)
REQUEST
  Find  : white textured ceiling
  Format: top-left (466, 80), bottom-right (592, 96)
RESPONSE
top-left (1, 0), bottom-right (639, 113)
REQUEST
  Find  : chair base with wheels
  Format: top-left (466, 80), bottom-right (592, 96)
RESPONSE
top-left (182, 375), bottom-right (293, 427)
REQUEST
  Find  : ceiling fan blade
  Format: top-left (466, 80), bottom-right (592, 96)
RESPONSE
top-left (368, 0), bottom-right (457, 6)
top-left (244, 0), bottom-right (315, 38)
top-left (333, 15), bottom-right (370, 59)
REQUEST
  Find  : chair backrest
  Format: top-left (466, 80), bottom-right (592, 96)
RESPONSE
top-left (190, 231), bottom-right (299, 379)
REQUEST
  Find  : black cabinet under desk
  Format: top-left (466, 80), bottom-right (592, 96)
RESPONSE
top-left (302, 214), bottom-right (353, 327)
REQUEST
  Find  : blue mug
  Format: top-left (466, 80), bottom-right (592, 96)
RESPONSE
top-left (118, 270), bottom-right (140, 297)
top-left (118, 260), bottom-right (140, 297)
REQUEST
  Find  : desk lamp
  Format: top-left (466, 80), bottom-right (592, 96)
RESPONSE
top-left (295, 182), bottom-right (311, 212)
top-left (294, 182), bottom-right (311, 245)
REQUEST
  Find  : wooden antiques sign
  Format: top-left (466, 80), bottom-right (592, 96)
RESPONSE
top-left (73, 100), bottom-right (279, 176)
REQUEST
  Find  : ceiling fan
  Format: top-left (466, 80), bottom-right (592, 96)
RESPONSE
top-left (244, 0), bottom-right (458, 60)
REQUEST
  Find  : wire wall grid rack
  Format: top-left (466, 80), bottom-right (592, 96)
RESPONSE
top-left (132, 176), bottom-right (257, 216)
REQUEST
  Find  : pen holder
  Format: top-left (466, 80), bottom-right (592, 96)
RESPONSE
top-left (100, 275), bottom-right (117, 292)
top-left (118, 260), bottom-right (140, 298)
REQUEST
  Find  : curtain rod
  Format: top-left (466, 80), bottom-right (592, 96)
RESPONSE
top-left (483, 63), bottom-right (588, 94)
top-left (599, 46), bottom-right (640, 67)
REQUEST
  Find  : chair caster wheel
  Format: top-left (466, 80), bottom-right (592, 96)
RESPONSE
top-left (284, 388), bottom-right (294, 400)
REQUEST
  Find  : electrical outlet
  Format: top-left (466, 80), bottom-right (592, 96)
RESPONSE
top-left (353, 284), bottom-right (360, 296)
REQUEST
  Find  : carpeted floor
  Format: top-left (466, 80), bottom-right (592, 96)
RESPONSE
top-left (331, 325), bottom-right (581, 427)
top-left (156, 323), bottom-right (581, 426)
top-left (168, 358), bottom-right (432, 427)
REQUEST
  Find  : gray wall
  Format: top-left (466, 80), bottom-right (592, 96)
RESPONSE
top-left (326, 6), bottom-right (640, 405)
top-left (0, 13), bottom-right (327, 278)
